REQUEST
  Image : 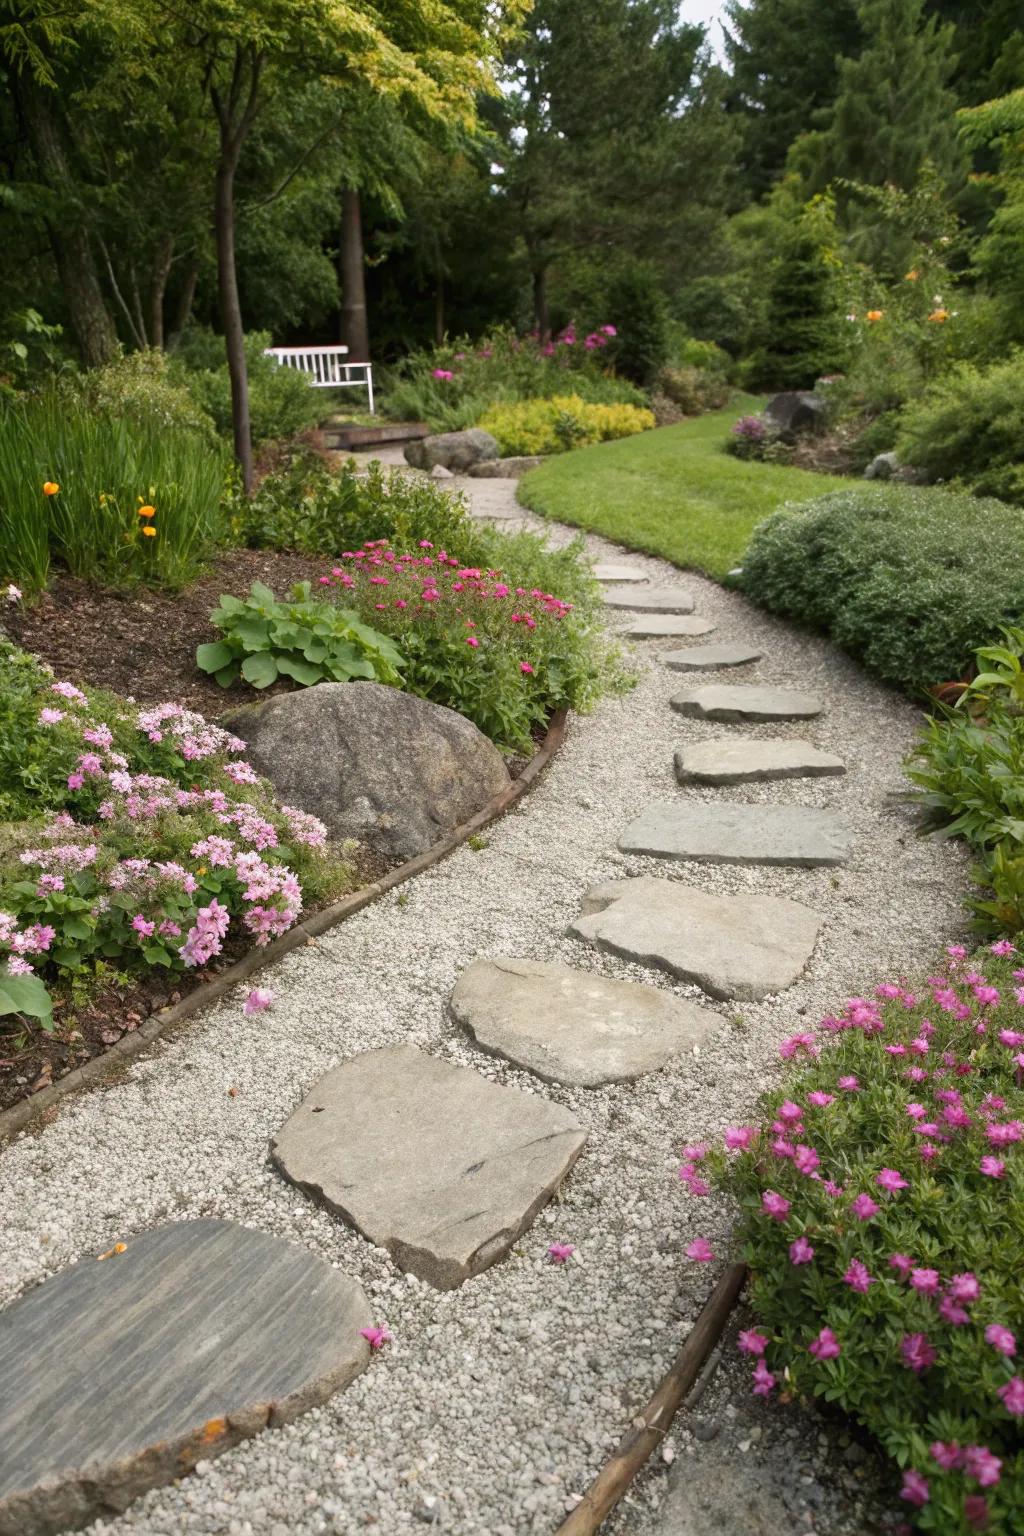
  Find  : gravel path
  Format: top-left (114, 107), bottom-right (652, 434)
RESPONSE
top-left (0, 466), bottom-right (971, 1536)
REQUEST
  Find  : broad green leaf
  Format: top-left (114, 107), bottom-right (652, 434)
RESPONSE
top-left (196, 641), bottom-right (234, 674)
top-left (241, 652), bottom-right (279, 688)
top-left (276, 656), bottom-right (324, 685)
top-left (0, 973), bottom-right (53, 1027)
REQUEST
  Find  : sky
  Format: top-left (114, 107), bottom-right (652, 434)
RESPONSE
top-left (686, 0), bottom-right (729, 56)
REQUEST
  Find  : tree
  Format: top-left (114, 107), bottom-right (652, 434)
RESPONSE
top-left (756, 195), bottom-right (847, 388)
top-left (958, 89), bottom-right (1024, 344)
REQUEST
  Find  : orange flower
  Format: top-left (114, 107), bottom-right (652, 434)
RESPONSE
top-left (141, 525), bottom-right (157, 538)
top-left (928, 308), bottom-right (949, 324)
top-left (42, 481), bottom-right (59, 496)
top-left (138, 504), bottom-right (155, 518)
top-left (905, 270), bottom-right (919, 282)
top-left (866, 310), bottom-right (884, 323)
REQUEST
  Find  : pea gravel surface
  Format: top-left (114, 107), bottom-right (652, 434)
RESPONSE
top-left (0, 475), bottom-right (970, 1536)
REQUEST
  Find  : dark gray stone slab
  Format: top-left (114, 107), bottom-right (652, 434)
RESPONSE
top-left (604, 586), bottom-right (696, 614)
top-left (675, 739), bottom-right (846, 785)
top-left (671, 685), bottom-right (823, 722)
top-left (271, 1046), bottom-right (586, 1290)
top-left (622, 615), bottom-right (716, 639)
top-left (569, 877), bottom-right (822, 1001)
top-left (450, 956), bottom-right (720, 1086)
top-left (660, 644), bottom-right (763, 671)
top-left (618, 800), bottom-right (851, 868)
top-left (0, 1220), bottom-right (371, 1536)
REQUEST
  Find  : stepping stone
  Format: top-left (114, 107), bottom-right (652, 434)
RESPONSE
top-left (0, 1221), bottom-right (371, 1536)
top-left (672, 684), bottom-right (823, 722)
top-left (675, 739), bottom-right (847, 785)
top-left (622, 614), bottom-right (717, 640)
top-left (591, 562), bottom-right (648, 583)
top-left (271, 1046), bottom-right (586, 1291)
top-left (661, 643), bottom-right (763, 671)
top-left (569, 877), bottom-right (822, 1001)
top-left (450, 956), bottom-right (720, 1087)
top-left (618, 800), bottom-right (851, 868)
top-left (604, 586), bottom-right (696, 614)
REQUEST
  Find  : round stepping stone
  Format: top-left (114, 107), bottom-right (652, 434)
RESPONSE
top-left (591, 562), bottom-right (648, 583)
top-left (617, 800), bottom-right (851, 868)
top-left (604, 586), bottom-right (695, 614)
top-left (675, 739), bottom-right (847, 785)
top-left (672, 684), bottom-right (823, 722)
top-left (661, 644), bottom-right (763, 671)
top-left (622, 614), bottom-right (717, 639)
top-left (569, 877), bottom-right (822, 1001)
top-left (450, 956), bottom-right (720, 1086)
top-left (0, 1220), bottom-right (371, 1536)
top-left (271, 1046), bottom-right (586, 1291)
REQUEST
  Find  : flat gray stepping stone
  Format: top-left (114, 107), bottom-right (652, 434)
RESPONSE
top-left (604, 586), bottom-right (695, 614)
top-left (450, 956), bottom-right (719, 1086)
top-left (661, 644), bottom-right (763, 671)
top-left (591, 562), bottom-right (648, 583)
top-left (622, 614), bottom-right (717, 639)
top-left (271, 1046), bottom-right (586, 1290)
top-left (618, 800), bottom-right (850, 868)
top-left (569, 877), bottom-right (822, 1001)
top-left (676, 739), bottom-right (847, 785)
top-left (672, 684), bottom-right (823, 722)
top-left (0, 1220), bottom-right (371, 1536)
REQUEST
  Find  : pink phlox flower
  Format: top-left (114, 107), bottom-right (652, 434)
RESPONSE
top-left (793, 1144), bottom-right (820, 1175)
top-left (823, 1179), bottom-right (844, 1197)
top-left (737, 1329), bottom-right (767, 1356)
top-left (980, 1156), bottom-right (1006, 1178)
top-left (919, 1144), bottom-right (942, 1162)
top-left (779, 1032), bottom-right (819, 1059)
top-left (984, 1324), bottom-right (1016, 1357)
top-left (678, 1166), bottom-right (710, 1196)
top-left (899, 1470), bottom-right (929, 1508)
top-left (808, 1327), bottom-right (841, 1361)
top-left (849, 1193), bottom-right (879, 1221)
top-left (520, 662), bottom-right (534, 675)
top-left (905, 1066), bottom-right (929, 1082)
top-left (906, 1103), bottom-right (927, 1119)
top-left (723, 1125), bottom-right (757, 1151)
top-left (901, 1332), bottom-right (937, 1373)
top-left (991, 939), bottom-right (1016, 956)
top-left (685, 1238), bottom-right (714, 1263)
top-left (838, 1075), bottom-right (860, 1092)
top-left (987, 1120), bottom-right (1023, 1146)
top-left (66, 772), bottom-right (84, 790)
top-left (910, 1267), bottom-right (941, 1295)
top-left (938, 1296), bottom-right (970, 1326)
top-left (997, 1376), bottom-right (1024, 1415)
top-left (807, 1091), bottom-right (835, 1108)
top-left (243, 988), bottom-right (274, 1015)
top-left (789, 1236), bottom-right (814, 1265)
top-left (963, 1446), bottom-right (1001, 1488)
top-left (682, 1143), bottom-right (709, 1163)
top-left (884, 1043), bottom-right (907, 1057)
top-left (751, 1359), bottom-right (775, 1396)
top-left (998, 1028), bottom-right (1024, 1047)
top-left (890, 1253), bottom-right (914, 1276)
top-left (974, 985), bottom-right (1000, 1007)
top-left (38, 707), bottom-right (64, 725)
top-left (761, 1190), bottom-right (791, 1221)
top-left (965, 1494), bottom-right (990, 1531)
top-left (843, 1259), bottom-right (873, 1293)
top-left (547, 1242), bottom-right (574, 1264)
top-left (131, 914), bottom-right (155, 938)
top-left (359, 1325), bottom-right (392, 1350)
top-left (876, 1167), bottom-right (909, 1193)
top-left (947, 1273), bottom-right (981, 1304)
top-left (930, 1441), bottom-right (964, 1471)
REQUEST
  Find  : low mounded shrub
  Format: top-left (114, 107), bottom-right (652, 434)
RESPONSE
top-left (897, 351), bottom-right (1024, 506)
top-left (476, 395), bottom-right (655, 457)
top-left (174, 327), bottom-right (324, 447)
top-left (696, 943), bottom-right (1024, 1535)
top-left (738, 486), bottom-right (1024, 694)
top-left (654, 364), bottom-right (731, 416)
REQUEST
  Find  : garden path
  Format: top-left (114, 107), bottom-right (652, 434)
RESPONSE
top-left (0, 461), bottom-right (971, 1536)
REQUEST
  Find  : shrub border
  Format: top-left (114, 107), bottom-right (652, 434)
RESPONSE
top-left (0, 708), bottom-right (569, 1148)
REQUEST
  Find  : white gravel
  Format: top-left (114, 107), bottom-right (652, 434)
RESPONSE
top-left (0, 471), bottom-right (971, 1536)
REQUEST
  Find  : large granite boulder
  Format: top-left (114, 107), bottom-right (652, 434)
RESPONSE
top-left (225, 682), bottom-right (511, 862)
top-left (404, 429), bottom-right (500, 473)
top-left (763, 391), bottom-right (828, 439)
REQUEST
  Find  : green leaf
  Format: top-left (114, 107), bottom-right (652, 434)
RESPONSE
top-left (235, 618), bottom-right (272, 651)
top-left (276, 656), bottom-right (324, 686)
top-left (61, 917), bottom-right (93, 940)
top-left (0, 973), bottom-right (53, 1027)
top-left (214, 663), bottom-right (237, 688)
top-left (248, 581), bottom-right (277, 609)
top-left (241, 652), bottom-right (279, 688)
top-left (196, 641), bottom-right (234, 674)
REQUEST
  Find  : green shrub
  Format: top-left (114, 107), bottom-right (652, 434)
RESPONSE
top-left (199, 581), bottom-right (403, 690)
top-left (67, 349), bottom-right (216, 440)
top-left (602, 263), bottom-right (671, 383)
top-left (174, 327), bottom-right (324, 446)
top-left (0, 389), bottom-right (227, 594)
top-left (655, 364), bottom-right (732, 416)
top-left (897, 352), bottom-right (1024, 505)
top-left (477, 395), bottom-right (655, 457)
top-left (738, 486), bottom-right (1024, 694)
top-left (699, 944), bottom-right (1024, 1536)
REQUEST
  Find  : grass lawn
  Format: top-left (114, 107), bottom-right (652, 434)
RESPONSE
top-left (517, 394), bottom-right (860, 580)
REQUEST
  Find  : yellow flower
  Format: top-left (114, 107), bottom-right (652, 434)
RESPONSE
top-left (137, 504), bottom-right (155, 518)
top-left (99, 493), bottom-right (107, 506)
top-left (42, 481), bottom-right (59, 496)
top-left (866, 310), bottom-right (884, 323)
top-left (905, 270), bottom-right (919, 282)
top-left (141, 525), bottom-right (157, 538)
top-left (928, 308), bottom-right (949, 324)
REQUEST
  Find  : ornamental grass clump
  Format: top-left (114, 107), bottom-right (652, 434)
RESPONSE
top-left (690, 944), bottom-right (1024, 1534)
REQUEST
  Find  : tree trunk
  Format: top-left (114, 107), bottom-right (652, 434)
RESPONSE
top-left (215, 157), bottom-right (254, 493)
top-left (149, 233), bottom-right (175, 350)
top-left (167, 262), bottom-right (199, 350)
top-left (339, 187), bottom-right (370, 360)
top-left (532, 265), bottom-right (549, 340)
top-left (14, 72), bottom-right (118, 368)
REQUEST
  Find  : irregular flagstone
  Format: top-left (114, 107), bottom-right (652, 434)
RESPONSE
top-left (603, 585), bottom-right (696, 614)
top-left (618, 800), bottom-right (851, 868)
top-left (449, 956), bottom-right (720, 1087)
top-left (675, 739), bottom-right (847, 785)
top-left (591, 562), bottom-right (648, 583)
top-left (672, 684), bottom-right (823, 722)
top-left (622, 614), bottom-right (717, 640)
top-left (569, 877), bottom-right (823, 1001)
top-left (660, 644), bottom-right (763, 671)
top-left (271, 1046), bottom-right (586, 1290)
top-left (0, 1220), bottom-right (371, 1536)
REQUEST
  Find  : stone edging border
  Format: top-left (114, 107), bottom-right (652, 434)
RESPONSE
top-left (0, 708), bottom-right (570, 1148)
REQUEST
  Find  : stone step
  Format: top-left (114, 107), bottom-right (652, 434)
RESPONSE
top-left (618, 800), bottom-right (851, 868)
top-left (449, 956), bottom-right (720, 1086)
top-left (661, 644), bottom-right (763, 672)
top-left (675, 739), bottom-right (847, 785)
top-left (0, 1221), bottom-right (371, 1536)
top-left (569, 877), bottom-right (822, 1001)
top-left (271, 1046), bottom-right (586, 1291)
top-left (622, 614), bottom-right (717, 640)
top-left (604, 586), bottom-right (696, 615)
top-left (672, 685), bottom-right (823, 722)
top-left (591, 562), bottom-right (648, 583)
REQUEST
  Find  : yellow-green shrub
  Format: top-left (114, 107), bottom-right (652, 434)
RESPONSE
top-left (477, 394), bottom-right (655, 457)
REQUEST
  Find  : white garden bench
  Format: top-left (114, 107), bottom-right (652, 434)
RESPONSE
top-left (263, 344), bottom-right (374, 413)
